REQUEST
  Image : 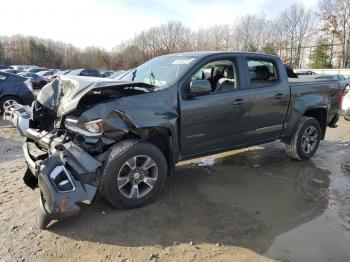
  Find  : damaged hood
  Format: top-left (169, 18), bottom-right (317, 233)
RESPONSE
top-left (37, 76), bottom-right (153, 116)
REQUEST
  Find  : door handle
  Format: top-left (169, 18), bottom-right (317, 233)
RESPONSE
top-left (272, 93), bottom-right (285, 100)
top-left (232, 98), bottom-right (245, 105)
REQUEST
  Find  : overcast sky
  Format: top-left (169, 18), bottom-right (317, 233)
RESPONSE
top-left (1, 0), bottom-right (319, 50)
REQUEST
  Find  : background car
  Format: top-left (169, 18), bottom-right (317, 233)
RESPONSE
top-left (296, 70), bottom-right (317, 76)
top-left (36, 70), bottom-right (57, 77)
top-left (18, 72), bottom-right (47, 88)
top-left (67, 68), bottom-right (102, 77)
top-left (313, 74), bottom-right (350, 90)
top-left (109, 70), bottom-right (126, 79)
top-left (10, 65), bottom-right (36, 71)
top-left (28, 67), bottom-right (47, 73)
top-left (0, 69), bottom-right (23, 74)
top-left (0, 65), bottom-right (10, 70)
top-left (44, 70), bottom-right (71, 82)
top-left (0, 71), bottom-right (34, 112)
top-left (342, 85), bottom-right (350, 120)
top-left (100, 70), bottom-right (114, 78)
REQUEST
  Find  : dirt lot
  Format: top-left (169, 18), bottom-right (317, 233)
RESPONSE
top-left (1, 118), bottom-right (350, 262)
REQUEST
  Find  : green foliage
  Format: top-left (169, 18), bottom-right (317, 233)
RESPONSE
top-left (309, 41), bottom-right (332, 69)
top-left (262, 43), bottom-right (277, 55)
top-left (28, 38), bottom-right (49, 66)
top-left (0, 41), bottom-right (10, 65)
top-left (247, 43), bottom-right (257, 52)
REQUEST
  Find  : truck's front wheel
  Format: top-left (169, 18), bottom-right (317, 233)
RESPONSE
top-left (100, 140), bottom-right (167, 209)
top-left (285, 117), bottom-right (322, 160)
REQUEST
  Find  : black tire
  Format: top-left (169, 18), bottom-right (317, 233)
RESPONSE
top-left (100, 140), bottom-right (167, 209)
top-left (0, 96), bottom-right (21, 113)
top-left (37, 193), bottom-right (52, 230)
top-left (285, 117), bottom-right (322, 160)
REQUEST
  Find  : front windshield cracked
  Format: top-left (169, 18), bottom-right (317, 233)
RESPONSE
top-left (120, 55), bottom-right (198, 89)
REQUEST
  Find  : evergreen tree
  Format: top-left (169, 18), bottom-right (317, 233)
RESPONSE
top-left (28, 38), bottom-right (48, 66)
top-left (309, 41), bottom-right (332, 68)
top-left (0, 41), bottom-right (8, 65)
top-left (262, 43), bottom-right (277, 55)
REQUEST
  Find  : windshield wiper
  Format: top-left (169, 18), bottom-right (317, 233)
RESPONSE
top-left (131, 69), bottom-right (137, 81)
top-left (150, 70), bottom-right (155, 85)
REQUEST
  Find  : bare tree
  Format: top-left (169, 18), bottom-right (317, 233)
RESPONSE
top-left (319, 0), bottom-right (350, 66)
top-left (276, 5), bottom-right (315, 67)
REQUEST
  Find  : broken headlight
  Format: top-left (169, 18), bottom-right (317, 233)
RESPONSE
top-left (65, 116), bottom-right (104, 136)
top-left (84, 119), bottom-right (104, 133)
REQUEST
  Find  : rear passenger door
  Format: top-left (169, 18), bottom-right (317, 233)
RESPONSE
top-left (242, 57), bottom-right (290, 142)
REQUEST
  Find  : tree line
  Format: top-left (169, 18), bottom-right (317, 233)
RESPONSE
top-left (1, 0), bottom-right (350, 70)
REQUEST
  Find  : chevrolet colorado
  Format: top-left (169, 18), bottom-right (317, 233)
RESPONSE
top-left (7, 52), bottom-right (341, 229)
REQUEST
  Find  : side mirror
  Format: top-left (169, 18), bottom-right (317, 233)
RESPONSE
top-left (190, 80), bottom-right (211, 96)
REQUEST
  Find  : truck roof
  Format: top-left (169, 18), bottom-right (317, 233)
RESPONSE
top-left (164, 51), bottom-right (280, 59)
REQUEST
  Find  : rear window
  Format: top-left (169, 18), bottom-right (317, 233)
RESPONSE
top-left (248, 59), bottom-right (279, 88)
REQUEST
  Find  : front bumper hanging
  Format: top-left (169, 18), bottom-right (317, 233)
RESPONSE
top-left (7, 103), bottom-right (103, 223)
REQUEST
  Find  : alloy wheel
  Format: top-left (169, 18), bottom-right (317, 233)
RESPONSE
top-left (301, 125), bottom-right (318, 154)
top-left (117, 155), bottom-right (158, 199)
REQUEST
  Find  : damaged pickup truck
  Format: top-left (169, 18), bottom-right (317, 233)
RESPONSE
top-left (7, 52), bottom-right (341, 229)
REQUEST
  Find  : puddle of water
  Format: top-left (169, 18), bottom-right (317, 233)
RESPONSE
top-left (264, 141), bottom-right (350, 262)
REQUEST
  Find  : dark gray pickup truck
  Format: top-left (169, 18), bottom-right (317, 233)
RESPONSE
top-left (8, 52), bottom-right (341, 229)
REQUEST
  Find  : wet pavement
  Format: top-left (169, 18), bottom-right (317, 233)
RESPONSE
top-left (0, 118), bottom-right (350, 261)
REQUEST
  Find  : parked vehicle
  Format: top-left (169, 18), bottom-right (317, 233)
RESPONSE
top-left (342, 85), bottom-right (350, 120)
top-left (0, 71), bottom-right (34, 112)
top-left (109, 70), bottom-right (126, 79)
top-left (67, 68), bottom-right (102, 77)
top-left (1, 69), bottom-right (20, 74)
top-left (8, 52), bottom-right (341, 229)
top-left (44, 70), bottom-right (70, 83)
top-left (0, 65), bottom-right (10, 70)
top-left (313, 74), bottom-right (350, 90)
top-left (36, 70), bottom-right (57, 77)
top-left (29, 68), bottom-right (47, 73)
top-left (296, 70), bottom-right (316, 76)
top-left (100, 70), bottom-right (114, 78)
top-left (18, 72), bottom-right (47, 88)
top-left (11, 65), bottom-right (37, 71)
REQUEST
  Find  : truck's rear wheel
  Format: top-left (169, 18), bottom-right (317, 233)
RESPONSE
top-left (100, 140), bottom-right (167, 209)
top-left (285, 117), bottom-right (321, 160)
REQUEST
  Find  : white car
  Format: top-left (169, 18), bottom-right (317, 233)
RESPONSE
top-left (342, 85), bottom-right (350, 120)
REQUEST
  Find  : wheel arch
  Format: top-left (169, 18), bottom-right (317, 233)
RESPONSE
top-left (135, 126), bottom-right (176, 177)
top-left (302, 108), bottom-right (327, 139)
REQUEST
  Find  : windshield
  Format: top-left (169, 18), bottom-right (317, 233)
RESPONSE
top-left (120, 55), bottom-right (198, 89)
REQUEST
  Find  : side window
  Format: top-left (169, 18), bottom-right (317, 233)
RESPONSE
top-left (190, 60), bottom-right (238, 93)
top-left (338, 75), bottom-right (346, 81)
top-left (0, 73), bottom-right (7, 81)
top-left (248, 59), bottom-right (278, 88)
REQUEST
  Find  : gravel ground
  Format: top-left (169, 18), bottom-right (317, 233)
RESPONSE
top-left (0, 118), bottom-right (349, 262)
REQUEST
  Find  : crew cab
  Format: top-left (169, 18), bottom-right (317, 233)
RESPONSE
top-left (7, 52), bottom-right (341, 229)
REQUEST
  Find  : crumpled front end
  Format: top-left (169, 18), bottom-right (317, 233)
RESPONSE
top-left (7, 75), bottom-right (177, 228)
top-left (8, 100), bottom-right (104, 226)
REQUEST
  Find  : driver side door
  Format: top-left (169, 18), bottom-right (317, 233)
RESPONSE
top-left (179, 56), bottom-right (252, 157)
